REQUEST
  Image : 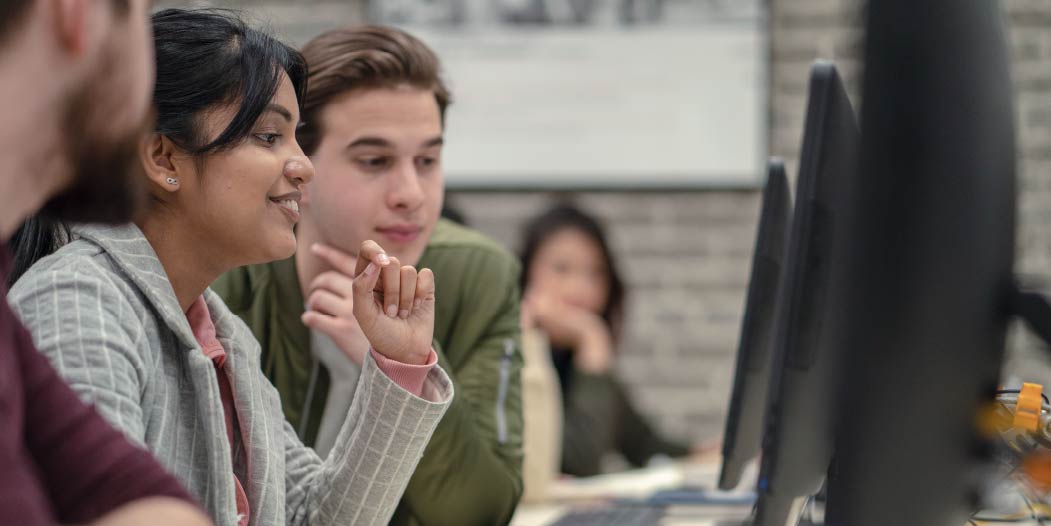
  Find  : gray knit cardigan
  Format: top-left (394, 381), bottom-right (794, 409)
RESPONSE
top-left (7, 223), bottom-right (453, 526)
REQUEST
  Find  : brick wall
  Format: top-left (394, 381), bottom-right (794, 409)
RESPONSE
top-left (1002, 0), bottom-right (1051, 384)
top-left (159, 0), bottom-right (1051, 444)
top-left (447, 0), bottom-right (862, 443)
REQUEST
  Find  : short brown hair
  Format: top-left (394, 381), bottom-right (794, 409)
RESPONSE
top-left (297, 25), bottom-right (452, 155)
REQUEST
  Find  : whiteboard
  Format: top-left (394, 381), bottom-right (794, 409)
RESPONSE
top-left (410, 23), bottom-right (766, 188)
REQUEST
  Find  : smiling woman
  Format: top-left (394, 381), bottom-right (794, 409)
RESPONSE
top-left (7, 8), bottom-right (453, 526)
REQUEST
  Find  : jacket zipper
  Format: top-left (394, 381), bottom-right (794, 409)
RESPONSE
top-left (496, 338), bottom-right (514, 444)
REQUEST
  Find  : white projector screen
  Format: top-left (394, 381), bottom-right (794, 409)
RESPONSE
top-left (414, 25), bottom-right (766, 188)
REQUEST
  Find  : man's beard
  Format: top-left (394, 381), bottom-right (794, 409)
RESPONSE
top-left (38, 53), bottom-right (149, 224)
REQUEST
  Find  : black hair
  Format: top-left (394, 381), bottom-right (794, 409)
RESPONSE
top-left (519, 203), bottom-right (626, 339)
top-left (7, 9), bottom-right (308, 286)
top-left (8, 217), bottom-right (70, 287)
top-left (151, 9), bottom-right (307, 155)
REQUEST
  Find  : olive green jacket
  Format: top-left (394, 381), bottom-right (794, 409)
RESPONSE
top-left (212, 219), bottom-right (524, 526)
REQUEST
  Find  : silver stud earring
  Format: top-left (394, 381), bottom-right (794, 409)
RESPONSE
top-left (166, 177), bottom-right (179, 186)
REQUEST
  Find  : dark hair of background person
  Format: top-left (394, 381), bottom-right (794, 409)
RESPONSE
top-left (7, 8), bottom-right (308, 286)
top-left (519, 203), bottom-right (626, 340)
top-left (296, 25), bottom-right (451, 156)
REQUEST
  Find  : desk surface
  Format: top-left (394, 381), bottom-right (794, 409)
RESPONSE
top-left (511, 460), bottom-right (1050, 526)
top-left (511, 460), bottom-right (755, 526)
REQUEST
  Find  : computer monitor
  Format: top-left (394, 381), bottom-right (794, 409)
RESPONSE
top-left (823, 0), bottom-right (1016, 524)
top-left (718, 159), bottom-right (792, 491)
top-left (751, 61), bottom-right (859, 525)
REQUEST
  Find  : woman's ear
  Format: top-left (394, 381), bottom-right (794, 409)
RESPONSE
top-left (140, 133), bottom-right (181, 193)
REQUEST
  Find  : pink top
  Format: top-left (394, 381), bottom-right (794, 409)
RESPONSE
top-left (186, 296), bottom-right (438, 524)
top-left (187, 297), bottom-right (251, 526)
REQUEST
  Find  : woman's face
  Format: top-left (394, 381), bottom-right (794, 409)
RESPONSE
top-left (170, 73), bottom-right (314, 268)
top-left (526, 227), bottom-right (611, 316)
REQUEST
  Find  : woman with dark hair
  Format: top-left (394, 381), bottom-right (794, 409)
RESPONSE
top-left (520, 204), bottom-right (690, 477)
top-left (8, 9), bottom-right (452, 526)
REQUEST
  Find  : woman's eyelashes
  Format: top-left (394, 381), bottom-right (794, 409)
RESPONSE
top-left (254, 132), bottom-right (282, 146)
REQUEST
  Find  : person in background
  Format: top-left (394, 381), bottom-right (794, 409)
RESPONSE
top-left (211, 25), bottom-right (524, 526)
top-left (520, 204), bottom-right (693, 477)
top-left (9, 9), bottom-right (453, 526)
top-left (0, 0), bottom-right (211, 524)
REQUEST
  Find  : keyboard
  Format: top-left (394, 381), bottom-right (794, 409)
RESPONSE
top-left (550, 505), bottom-right (666, 526)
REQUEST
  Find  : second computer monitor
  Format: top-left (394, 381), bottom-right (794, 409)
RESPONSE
top-left (751, 61), bottom-right (860, 526)
top-left (718, 159), bottom-right (792, 491)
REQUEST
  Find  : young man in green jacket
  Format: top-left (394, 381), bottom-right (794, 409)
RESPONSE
top-left (211, 26), bottom-right (524, 525)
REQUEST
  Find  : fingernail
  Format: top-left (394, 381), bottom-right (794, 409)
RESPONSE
top-left (386, 304), bottom-right (398, 318)
top-left (311, 243), bottom-right (322, 253)
top-left (377, 253), bottom-right (390, 265)
top-left (398, 309), bottom-right (409, 319)
top-left (364, 262), bottom-right (378, 277)
top-left (413, 299), bottom-right (422, 310)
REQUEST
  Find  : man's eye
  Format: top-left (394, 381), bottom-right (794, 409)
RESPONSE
top-left (358, 157), bottom-right (391, 169)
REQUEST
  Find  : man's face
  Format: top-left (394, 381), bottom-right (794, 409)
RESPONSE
top-left (40, 0), bottom-right (154, 224)
top-left (305, 86), bottom-right (445, 266)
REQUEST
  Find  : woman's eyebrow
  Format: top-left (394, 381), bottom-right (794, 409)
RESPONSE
top-left (264, 103), bottom-right (293, 122)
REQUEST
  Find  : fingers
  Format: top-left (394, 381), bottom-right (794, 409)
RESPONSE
top-left (346, 245), bottom-right (432, 323)
top-left (305, 289), bottom-right (347, 317)
top-left (381, 256), bottom-right (402, 318)
top-left (301, 310), bottom-right (341, 338)
top-left (353, 240), bottom-right (390, 277)
top-left (308, 271), bottom-right (355, 300)
top-left (311, 241), bottom-right (391, 279)
top-left (416, 268), bottom-right (435, 308)
top-left (398, 266), bottom-right (418, 318)
top-left (311, 243), bottom-right (358, 277)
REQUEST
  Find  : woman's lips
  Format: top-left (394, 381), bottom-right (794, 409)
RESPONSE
top-left (269, 197), bottom-right (300, 223)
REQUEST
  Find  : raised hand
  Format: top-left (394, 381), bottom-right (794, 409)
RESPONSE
top-left (524, 292), bottom-right (614, 373)
top-left (305, 241), bottom-right (434, 366)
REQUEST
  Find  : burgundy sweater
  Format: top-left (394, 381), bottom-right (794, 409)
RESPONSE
top-left (0, 247), bottom-right (196, 524)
